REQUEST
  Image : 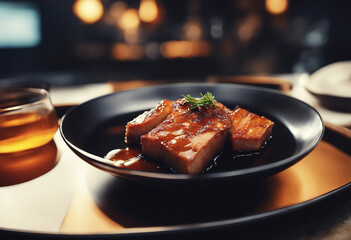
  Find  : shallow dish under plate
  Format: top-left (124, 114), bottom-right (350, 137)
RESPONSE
top-left (60, 83), bottom-right (324, 188)
top-left (305, 61), bottom-right (351, 112)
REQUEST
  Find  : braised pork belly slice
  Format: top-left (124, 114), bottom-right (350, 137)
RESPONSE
top-left (215, 101), bottom-right (231, 113)
top-left (141, 100), bottom-right (231, 174)
top-left (125, 99), bottom-right (174, 145)
top-left (229, 107), bottom-right (274, 151)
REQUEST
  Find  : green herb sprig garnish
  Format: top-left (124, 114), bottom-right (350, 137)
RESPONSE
top-left (182, 92), bottom-right (216, 110)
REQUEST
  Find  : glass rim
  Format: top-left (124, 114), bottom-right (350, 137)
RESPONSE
top-left (0, 87), bottom-right (51, 113)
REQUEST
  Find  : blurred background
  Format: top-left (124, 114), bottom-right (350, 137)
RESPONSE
top-left (0, 0), bottom-right (350, 86)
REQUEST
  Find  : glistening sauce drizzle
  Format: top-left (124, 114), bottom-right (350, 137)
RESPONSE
top-left (86, 110), bottom-right (295, 174)
top-left (104, 142), bottom-right (271, 174)
top-left (105, 147), bottom-right (172, 173)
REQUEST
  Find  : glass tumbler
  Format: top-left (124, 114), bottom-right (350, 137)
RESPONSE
top-left (0, 88), bottom-right (58, 153)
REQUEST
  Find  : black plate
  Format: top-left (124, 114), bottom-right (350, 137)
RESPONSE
top-left (60, 83), bottom-right (324, 188)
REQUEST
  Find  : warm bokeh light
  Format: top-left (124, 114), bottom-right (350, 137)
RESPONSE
top-left (109, 1), bottom-right (127, 19)
top-left (111, 43), bottom-right (144, 60)
top-left (116, 9), bottom-right (140, 43)
top-left (160, 41), bottom-right (211, 58)
top-left (238, 14), bottom-right (261, 41)
top-left (265, 0), bottom-right (289, 15)
top-left (73, 0), bottom-right (104, 24)
top-left (117, 9), bottom-right (140, 31)
top-left (182, 18), bottom-right (203, 41)
top-left (139, 0), bottom-right (158, 23)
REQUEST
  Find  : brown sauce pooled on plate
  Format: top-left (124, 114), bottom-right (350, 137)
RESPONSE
top-left (105, 147), bottom-right (173, 173)
top-left (105, 141), bottom-right (272, 174)
top-left (89, 110), bottom-right (295, 175)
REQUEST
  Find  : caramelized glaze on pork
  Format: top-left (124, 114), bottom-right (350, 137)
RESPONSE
top-left (141, 99), bottom-right (231, 174)
top-left (124, 97), bottom-right (274, 174)
top-left (229, 107), bottom-right (274, 151)
top-left (125, 99), bottom-right (174, 145)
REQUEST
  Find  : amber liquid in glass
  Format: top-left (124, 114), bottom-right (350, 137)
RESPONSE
top-left (0, 110), bottom-right (58, 153)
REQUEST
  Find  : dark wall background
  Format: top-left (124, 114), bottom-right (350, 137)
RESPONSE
top-left (0, 0), bottom-right (350, 84)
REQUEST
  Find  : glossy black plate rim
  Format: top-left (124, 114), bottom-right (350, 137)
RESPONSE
top-left (59, 82), bottom-right (324, 181)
